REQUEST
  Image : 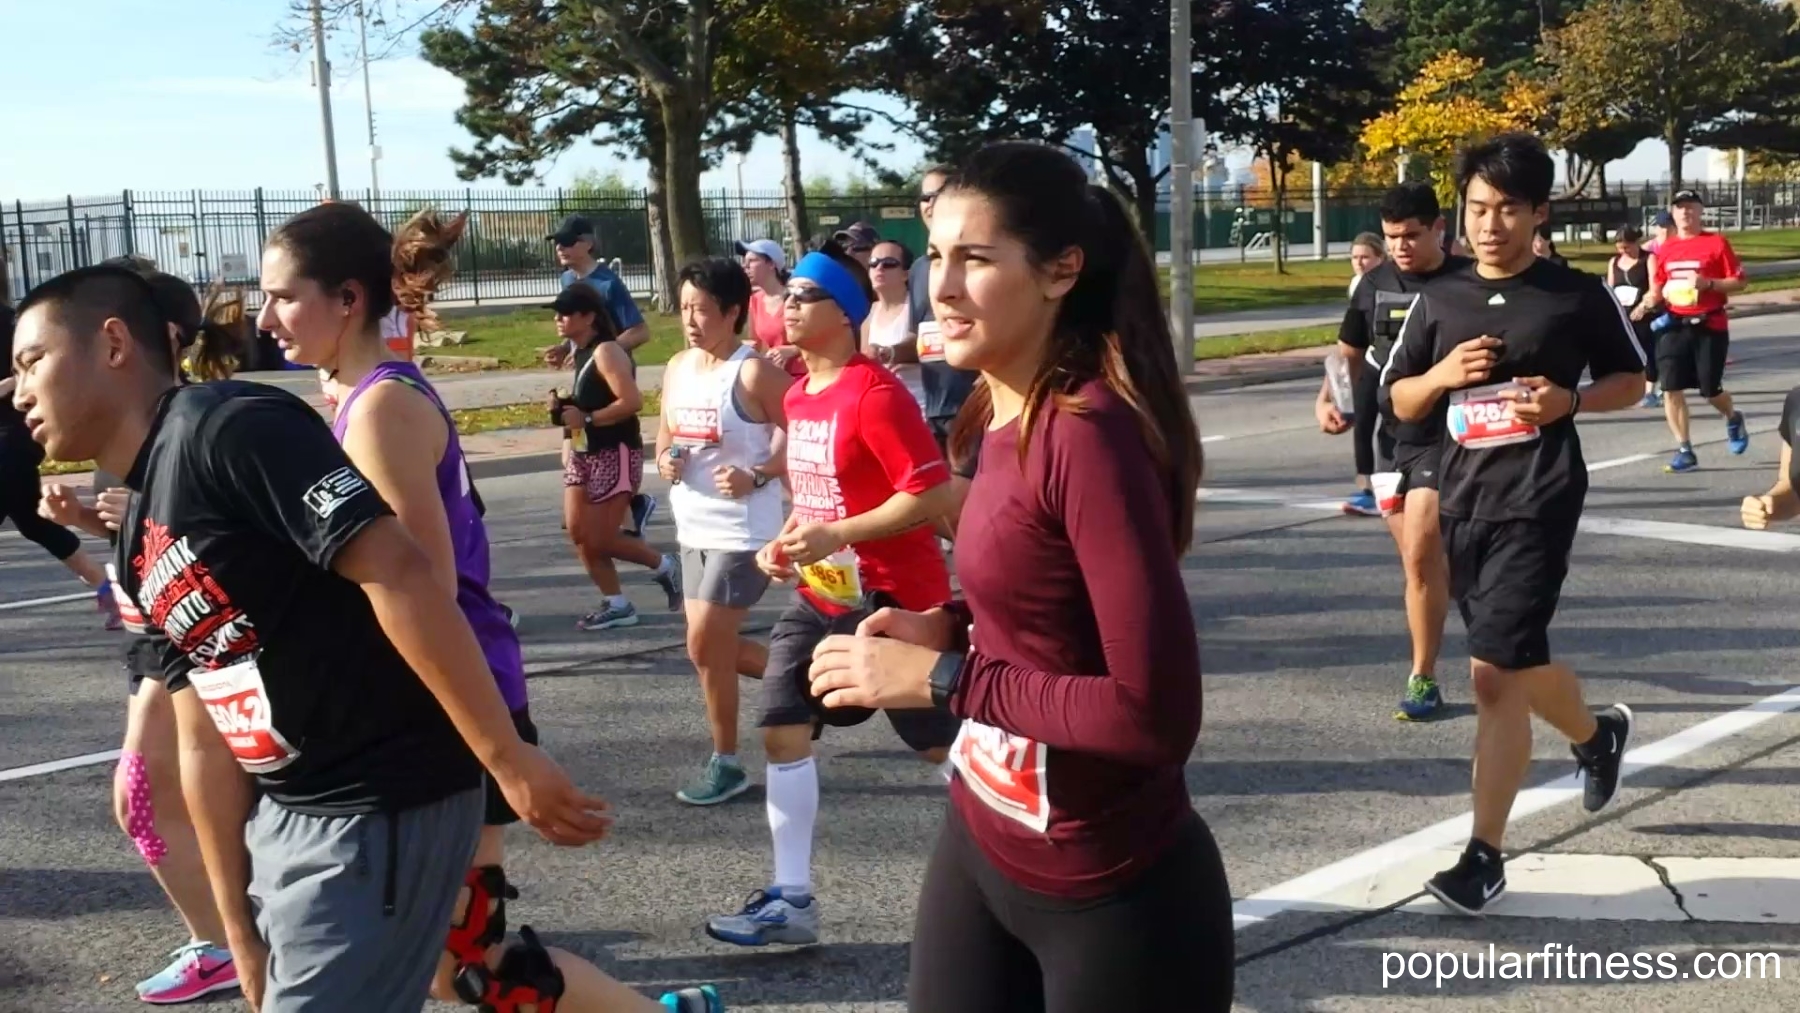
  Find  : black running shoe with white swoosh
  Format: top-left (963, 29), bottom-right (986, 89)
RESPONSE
top-left (1425, 843), bottom-right (1506, 916)
top-left (1572, 703), bottom-right (1634, 813)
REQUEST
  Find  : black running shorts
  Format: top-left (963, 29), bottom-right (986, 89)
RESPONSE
top-left (1442, 515), bottom-right (1579, 671)
top-left (759, 591), bottom-right (961, 752)
top-left (1655, 320), bottom-right (1728, 398)
top-left (1391, 439), bottom-right (1442, 494)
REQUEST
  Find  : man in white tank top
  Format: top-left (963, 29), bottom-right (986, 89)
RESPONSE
top-left (655, 258), bottom-right (794, 806)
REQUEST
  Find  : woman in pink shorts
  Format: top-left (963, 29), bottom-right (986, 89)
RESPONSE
top-left (551, 283), bottom-right (683, 630)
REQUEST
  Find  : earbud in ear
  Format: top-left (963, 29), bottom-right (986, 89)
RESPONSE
top-left (342, 290), bottom-right (355, 308)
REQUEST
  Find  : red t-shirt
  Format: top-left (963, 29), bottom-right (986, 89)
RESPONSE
top-left (1652, 232), bottom-right (1743, 330)
top-left (784, 355), bottom-right (950, 613)
top-left (750, 291), bottom-right (806, 380)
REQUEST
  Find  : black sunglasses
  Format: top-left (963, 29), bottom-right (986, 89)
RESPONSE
top-left (869, 257), bottom-right (903, 270)
top-left (784, 286), bottom-right (836, 305)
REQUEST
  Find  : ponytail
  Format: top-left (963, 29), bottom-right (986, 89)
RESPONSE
top-left (391, 209), bottom-right (467, 334)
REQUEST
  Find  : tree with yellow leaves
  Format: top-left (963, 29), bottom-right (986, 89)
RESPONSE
top-left (1359, 51), bottom-right (1547, 206)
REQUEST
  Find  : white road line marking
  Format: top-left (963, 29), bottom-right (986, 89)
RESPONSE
top-left (1580, 516), bottom-right (1800, 552)
top-left (0, 591), bottom-right (91, 613)
top-left (1201, 434), bottom-right (1231, 444)
top-left (1197, 487), bottom-right (1343, 512)
top-left (0, 749), bottom-right (122, 784)
top-left (1586, 452), bottom-right (1658, 473)
top-left (1233, 684), bottom-right (1800, 930)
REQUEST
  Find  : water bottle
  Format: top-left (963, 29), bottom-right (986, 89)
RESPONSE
top-left (667, 445), bottom-right (685, 485)
top-left (1325, 349), bottom-right (1356, 423)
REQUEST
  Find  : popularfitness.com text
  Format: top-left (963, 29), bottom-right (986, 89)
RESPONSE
top-left (1382, 945), bottom-right (1782, 988)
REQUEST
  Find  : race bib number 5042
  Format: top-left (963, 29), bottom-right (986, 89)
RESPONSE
top-left (950, 720), bottom-right (1050, 833)
top-left (188, 657), bottom-right (299, 774)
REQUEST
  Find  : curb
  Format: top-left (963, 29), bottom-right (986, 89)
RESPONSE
top-left (469, 451), bottom-right (565, 482)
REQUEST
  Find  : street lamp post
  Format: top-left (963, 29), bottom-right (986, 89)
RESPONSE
top-left (312, 0), bottom-right (341, 200)
top-left (1169, 0), bottom-right (1195, 374)
top-left (357, 0), bottom-right (380, 208)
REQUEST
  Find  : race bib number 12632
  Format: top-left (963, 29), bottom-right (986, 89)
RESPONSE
top-left (1448, 382), bottom-right (1540, 450)
top-left (188, 657), bottom-right (299, 774)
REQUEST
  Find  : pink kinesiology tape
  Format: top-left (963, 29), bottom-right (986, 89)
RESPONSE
top-left (119, 752), bottom-right (167, 867)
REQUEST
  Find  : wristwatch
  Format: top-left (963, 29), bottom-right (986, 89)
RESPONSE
top-left (929, 652), bottom-right (966, 709)
top-left (752, 469), bottom-right (771, 489)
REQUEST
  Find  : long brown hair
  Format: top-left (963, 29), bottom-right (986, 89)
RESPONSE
top-left (267, 202), bottom-right (466, 336)
top-left (944, 142), bottom-right (1204, 551)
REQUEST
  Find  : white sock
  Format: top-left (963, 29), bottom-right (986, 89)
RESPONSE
top-left (716, 752), bottom-right (740, 768)
top-left (607, 594), bottom-right (630, 609)
top-left (767, 756), bottom-right (818, 897)
top-left (655, 553), bottom-right (674, 576)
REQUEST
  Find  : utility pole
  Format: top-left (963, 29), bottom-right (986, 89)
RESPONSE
top-left (312, 0), bottom-right (342, 200)
top-left (1312, 160), bottom-right (1326, 261)
top-left (358, 0), bottom-right (380, 207)
top-left (1169, 0), bottom-right (1195, 374)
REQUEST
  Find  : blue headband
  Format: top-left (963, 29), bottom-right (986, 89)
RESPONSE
top-left (791, 252), bottom-right (870, 331)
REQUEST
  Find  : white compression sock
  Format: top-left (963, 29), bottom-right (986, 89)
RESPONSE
top-left (767, 755), bottom-right (819, 895)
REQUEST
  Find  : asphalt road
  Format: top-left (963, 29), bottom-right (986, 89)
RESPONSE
top-left (8, 313), bottom-right (1800, 1011)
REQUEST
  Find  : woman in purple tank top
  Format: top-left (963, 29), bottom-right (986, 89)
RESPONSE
top-left (258, 202), bottom-right (724, 1013)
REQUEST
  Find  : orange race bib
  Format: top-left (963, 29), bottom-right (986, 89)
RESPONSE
top-left (1447, 382), bottom-right (1540, 450)
top-left (800, 549), bottom-right (863, 607)
top-left (669, 406), bottom-right (722, 446)
top-left (916, 321), bottom-right (946, 363)
top-left (951, 720), bottom-right (1050, 832)
top-left (189, 657), bottom-right (298, 774)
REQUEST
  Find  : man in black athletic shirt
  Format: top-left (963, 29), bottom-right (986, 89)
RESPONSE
top-left (1315, 182), bottom-right (1468, 721)
top-left (1382, 134), bottom-right (1643, 917)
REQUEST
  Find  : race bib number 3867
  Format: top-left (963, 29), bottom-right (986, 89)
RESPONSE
top-left (950, 720), bottom-right (1050, 833)
top-left (188, 658), bottom-right (299, 774)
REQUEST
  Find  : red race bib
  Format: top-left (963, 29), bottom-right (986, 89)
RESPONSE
top-left (189, 658), bottom-right (299, 774)
top-left (951, 719), bottom-right (1050, 832)
top-left (669, 406), bottom-right (722, 446)
top-left (916, 322), bottom-right (946, 363)
top-left (1447, 382), bottom-right (1540, 449)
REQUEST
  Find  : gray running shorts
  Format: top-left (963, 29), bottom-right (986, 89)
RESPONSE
top-left (680, 546), bottom-right (771, 609)
top-left (247, 787), bottom-right (483, 1013)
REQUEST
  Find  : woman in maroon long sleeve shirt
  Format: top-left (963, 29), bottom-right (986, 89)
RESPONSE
top-left (808, 141), bottom-right (1234, 1011)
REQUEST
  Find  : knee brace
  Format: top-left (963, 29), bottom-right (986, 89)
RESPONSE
top-left (453, 925), bottom-right (565, 1013)
top-left (117, 752), bottom-right (167, 867)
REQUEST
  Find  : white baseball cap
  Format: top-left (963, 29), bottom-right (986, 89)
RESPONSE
top-left (733, 238), bottom-right (787, 271)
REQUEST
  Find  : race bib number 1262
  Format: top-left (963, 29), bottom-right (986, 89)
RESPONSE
top-left (188, 657), bottom-right (299, 774)
top-left (1448, 382), bottom-right (1540, 450)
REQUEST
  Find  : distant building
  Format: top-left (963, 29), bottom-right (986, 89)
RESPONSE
top-left (1067, 128), bottom-right (1099, 180)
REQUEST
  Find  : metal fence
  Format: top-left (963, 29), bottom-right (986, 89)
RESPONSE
top-left (7, 181), bottom-right (1798, 307)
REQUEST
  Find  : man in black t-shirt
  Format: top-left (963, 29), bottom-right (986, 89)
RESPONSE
top-left (9, 266), bottom-right (612, 1012)
top-left (1315, 182), bottom-right (1468, 722)
top-left (1743, 386), bottom-right (1800, 530)
top-left (1382, 134), bottom-right (1644, 917)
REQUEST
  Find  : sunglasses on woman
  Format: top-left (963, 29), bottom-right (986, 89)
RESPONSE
top-left (869, 257), bottom-right (903, 270)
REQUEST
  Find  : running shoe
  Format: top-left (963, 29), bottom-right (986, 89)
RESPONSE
top-left (98, 581), bottom-right (122, 632)
top-left (1726, 411), bottom-right (1750, 455)
top-left (1394, 674), bottom-right (1443, 721)
top-left (1424, 844), bottom-right (1506, 917)
top-left (677, 756), bottom-right (750, 806)
top-left (577, 601), bottom-right (640, 631)
top-left (659, 985), bottom-right (724, 1013)
top-left (625, 493), bottom-right (657, 538)
top-left (1571, 703), bottom-right (1634, 813)
top-left (706, 887), bottom-right (820, 946)
top-left (652, 553), bottom-right (683, 612)
top-left (136, 942), bottom-right (238, 1005)
top-left (1638, 391), bottom-right (1663, 409)
top-left (1664, 447), bottom-right (1698, 473)
top-left (1342, 489), bottom-right (1379, 516)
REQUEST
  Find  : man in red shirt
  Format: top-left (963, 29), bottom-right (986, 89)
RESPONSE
top-left (705, 242), bottom-right (957, 949)
top-left (1642, 190), bottom-right (1749, 472)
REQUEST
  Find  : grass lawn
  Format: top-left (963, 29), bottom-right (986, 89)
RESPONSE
top-left (444, 311), bottom-right (688, 369)
top-left (1194, 325), bottom-right (1339, 361)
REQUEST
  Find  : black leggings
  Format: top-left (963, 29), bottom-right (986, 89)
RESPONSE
top-left (0, 458), bottom-right (80, 562)
top-left (908, 806), bottom-right (1235, 1012)
top-left (1351, 364), bottom-right (1389, 477)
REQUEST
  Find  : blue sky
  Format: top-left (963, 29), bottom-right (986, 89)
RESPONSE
top-left (0, 1), bottom-right (1730, 201)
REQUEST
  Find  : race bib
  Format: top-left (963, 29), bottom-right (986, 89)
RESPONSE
top-left (1447, 382), bottom-right (1540, 449)
top-left (1663, 277), bottom-right (1700, 308)
top-left (800, 549), bottom-right (863, 607)
top-left (189, 657), bottom-right (299, 774)
top-left (1612, 284), bottom-right (1640, 308)
top-left (107, 563), bottom-right (147, 635)
top-left (916, 321), bottom-right (946, 363)
top-left (950, 720), bottom-right (1050, 833)
top-left (669, 406), bottom-right (722, 446)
